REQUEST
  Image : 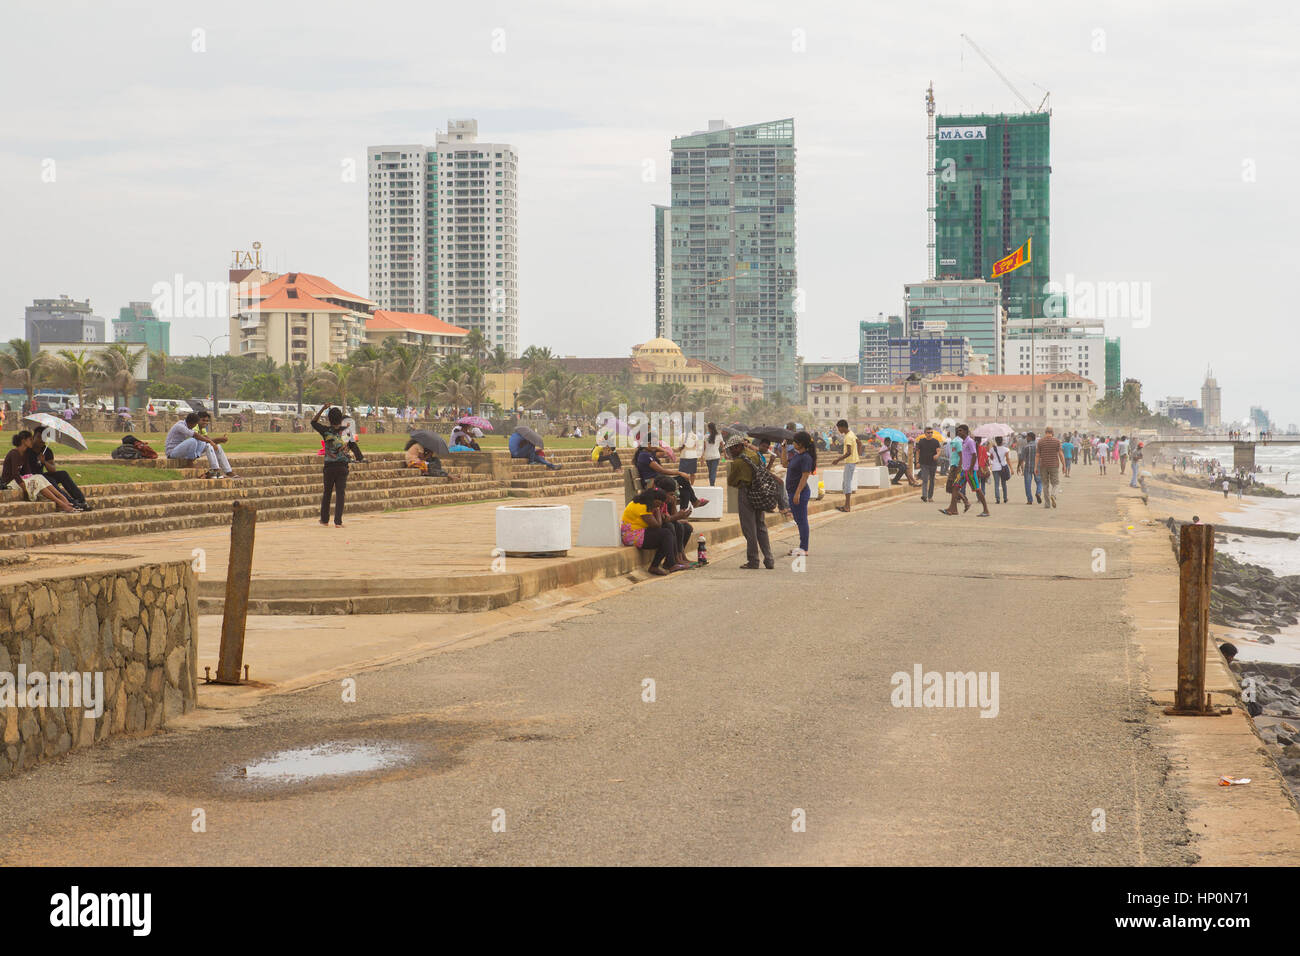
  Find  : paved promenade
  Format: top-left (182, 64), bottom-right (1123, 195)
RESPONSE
top-left (2, 468), bottom-right (1297, 865)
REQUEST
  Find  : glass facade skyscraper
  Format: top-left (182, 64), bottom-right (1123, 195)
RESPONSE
top-left (667, 119), bottom-right (798, 400)
top-left (933, 112), bottom-right (1050, 321)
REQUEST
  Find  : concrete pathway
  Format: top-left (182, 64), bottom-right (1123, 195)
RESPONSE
top-left (0, 469), bottom-right (1294, 864)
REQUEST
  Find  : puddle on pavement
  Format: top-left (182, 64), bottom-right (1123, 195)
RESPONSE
top-left (235, 742), bottom-right (413, 785)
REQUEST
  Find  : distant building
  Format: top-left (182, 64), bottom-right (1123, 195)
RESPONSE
top-left (364, 310), bottom-right (469, 358)
top-left (933, 110), bottom-right (1051, 320)
top-left (1105, 338), bottom-right (1122, 396)
top-left (729, 374), bottom-right (765, 406)
top-left (888, 337), bottom-right (967, 379)
top-left (858, 319), bottom-right (893, 385)
top-left (1005, 317), bottom-right (1106, 387)
top-left (230, 271), bottom-right (373, 367)
top-left (1200, 369), bottom-right (1222, 427)
top-left (922, 372), bottom-right (1095, 431)
top-left (367, 120), bottom-right (520, 355)
top-left (113, 301), bottom-right (171, 354)
top-left (1249, 406), bottom-right (1272, 432)
top-left (653, 204), bottom-right (673, 340)
top-left (25, 296), bottom-right (105, 350)
top-left (801, 360), bottom-right (860, 401)
top-left (553, 338), bottom-right (737, 399)
top-left (667, 118), bottom-right (798, 400)
top-left (904, 280), bottom-right (1004, 373)
top-left (1156, 396), bottom-right (1204, 428)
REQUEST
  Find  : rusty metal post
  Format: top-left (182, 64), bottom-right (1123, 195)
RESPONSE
top-left (215, 501), bottom-right (257, 684)
top-left (1165, 521), bottom-right (1221, 716)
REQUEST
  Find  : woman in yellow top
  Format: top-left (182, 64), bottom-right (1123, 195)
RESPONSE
top-left (620, 490), bottom-right (679, 576)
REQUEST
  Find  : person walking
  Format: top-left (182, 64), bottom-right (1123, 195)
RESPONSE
top-left (702, 422), bottom-right (724, 486)
top-left (943, 430), bottom-right (969, 511)
top-left (1097, 438), bottom-right (1108, 475)
top-left (785, 430), bottom-right (815, 555)
top-left (1061, 435), bottom-right (1074, 477)
top-left (939, 424), bottom-right (988, 517)
top-left (1118, 436), bottom-right (1130, 474)
top-left (312, 402), bottom-right (363, 527)
top-left (1016, 431), bottom-right (1041, 505)
top-left (726, 433), bottom-right (774, 569)
top-left (989, 435), bottom-right (1010, 504)
top-left (831, 418), bottom-right (859, 513)
top-left (1129, 442), bottom-right (1144, 488)
top-left (916, 426), bottom-right (941, 503)
top-left (1036, 426), bottom-right (1064, 510)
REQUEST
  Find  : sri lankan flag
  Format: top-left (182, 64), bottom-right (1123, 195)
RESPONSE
top-left (991, 238), bottom-right (1031, 279)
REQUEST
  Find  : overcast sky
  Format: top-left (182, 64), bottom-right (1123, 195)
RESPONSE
top-left (1, 0), bottom-right (1296, 424)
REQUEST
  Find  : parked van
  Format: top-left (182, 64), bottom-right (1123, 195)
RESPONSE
top-left (33, 391), bottom-right (75, 411)
top-left (147, 398), bottom-right (194, 418)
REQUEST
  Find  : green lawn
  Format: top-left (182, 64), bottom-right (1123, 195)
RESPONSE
top-left (51, 431), bottom-right (596, 458)
top-left (64, 463), bottom-right (187, 486)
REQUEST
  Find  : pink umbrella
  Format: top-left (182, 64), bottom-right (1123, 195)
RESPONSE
top-left (457, 415), bottom-right (493, 431)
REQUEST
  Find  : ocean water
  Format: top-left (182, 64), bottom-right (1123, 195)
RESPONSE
top-left (1164, 443), bottom-right (1300, 663)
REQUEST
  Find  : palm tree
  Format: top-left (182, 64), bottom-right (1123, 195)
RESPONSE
top-left (56, 349), bottom-right (101, 411)
top-left (386, 346), bottom-right (428, 412)
top-left (310, 362), bottom-right (353, 414)
top-left (284, 361), bottom-right (310, 416)
top-left (520, 345), bottom-right (555, 379)
top-left (350, 359), bottom-right (389, 415)
top-left (0, 339), bottom-right (52, 411)
top-left (148, 349), bottom-right (169, 383)
top-left (463, 329), bottom-right (489, 363)
top-left (435, 373), bottom-right (482, 415)
top-left (520, 370), bottom-right (581, 420)
top-left (94, 343), bottom-right (147, 410)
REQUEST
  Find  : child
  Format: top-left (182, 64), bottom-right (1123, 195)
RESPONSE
top-left (312, 403), bottom-right (364, 527)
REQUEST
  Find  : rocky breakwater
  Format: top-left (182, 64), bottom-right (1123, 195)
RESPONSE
top-left (0, 559), bottom-right (199, 774)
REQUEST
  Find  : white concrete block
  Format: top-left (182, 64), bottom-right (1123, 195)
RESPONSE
top-left (855, 465), bottom-right (890, 489)
top-left (820, 468), bottom-right (849, 495)
top-left (691, 486), bottom-right (724, 520)
top-left (496, 504), bottom-right (571, 556)
top-left (576, 498), bottom-right (620, 547)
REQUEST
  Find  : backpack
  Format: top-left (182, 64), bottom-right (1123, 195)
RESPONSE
top-left (745, 453), bottom-right (782, 512)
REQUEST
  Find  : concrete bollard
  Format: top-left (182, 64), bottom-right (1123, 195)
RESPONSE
top-left (496, 504), bottom-right (572, 557)
top-left (577, 498), bottom-right (620, 547)
top-left (691, 486), bottom-right (725, 520)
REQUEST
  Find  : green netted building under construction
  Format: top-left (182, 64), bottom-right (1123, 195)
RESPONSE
top-left (933, 112), bottom-right (1050, 321)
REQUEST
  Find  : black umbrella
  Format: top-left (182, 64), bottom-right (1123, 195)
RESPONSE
top-left (720, 423), bottom-right (750, 437)
top-left (409, 430), bottom-right (450, 456)
top-left (513, 425), bottom-right (544, 447)
top-left (748, 425), bottom-right (795, 442)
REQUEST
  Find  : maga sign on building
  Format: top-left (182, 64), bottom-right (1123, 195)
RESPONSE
top-left (937, 127), bottom-right (987, 141)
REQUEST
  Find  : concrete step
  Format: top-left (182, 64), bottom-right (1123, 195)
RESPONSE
top-left (0, 472), bottom-right (493, 521)
top-left (0, 478), bottom-right (499, 532)
top-left (0, 485), bottom-right (508, 550)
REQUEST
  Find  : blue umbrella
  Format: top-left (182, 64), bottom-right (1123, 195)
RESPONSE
top-left (878, 428), bottom-right (909, 443)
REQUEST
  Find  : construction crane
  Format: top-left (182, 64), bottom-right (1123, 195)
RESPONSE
top-left (960, 34), bottom-right (1050, 112)
top-left (925, 82), bottom-right (936, 280)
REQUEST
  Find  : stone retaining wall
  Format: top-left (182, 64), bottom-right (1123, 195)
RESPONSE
top-left (0, 559), bottom-right (199, 774)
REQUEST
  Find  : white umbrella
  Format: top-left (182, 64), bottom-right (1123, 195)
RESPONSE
top-left (972, 423), bottom-right (1013, 439)
top-left (22, 413), bottom-right (88, 451)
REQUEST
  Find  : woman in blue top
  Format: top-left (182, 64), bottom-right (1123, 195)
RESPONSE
top-left (785, 430), bottom-right (816, 555)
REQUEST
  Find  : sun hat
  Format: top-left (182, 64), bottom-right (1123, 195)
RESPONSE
top-left (724, 433), bottom-right (747, 450)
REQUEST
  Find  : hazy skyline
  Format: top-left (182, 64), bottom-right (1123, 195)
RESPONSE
top-left (2, 0), bottom-right (1296, 424)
